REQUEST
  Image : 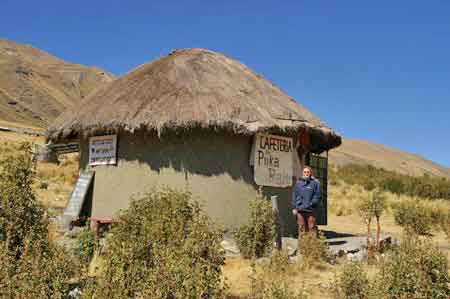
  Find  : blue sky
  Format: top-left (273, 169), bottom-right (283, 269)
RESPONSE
top-left (2, 0), bottom-right (450, 167)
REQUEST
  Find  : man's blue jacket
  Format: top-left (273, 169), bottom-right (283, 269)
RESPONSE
top-left (291, 177), bottom-right (321, 212)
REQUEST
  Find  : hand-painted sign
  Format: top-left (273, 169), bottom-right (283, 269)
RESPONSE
top-left (89, 135), bottom-right (117, 166)
top-left (253, 134), bottom-right (293, 187)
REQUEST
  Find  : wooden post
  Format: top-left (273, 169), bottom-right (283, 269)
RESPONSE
top-left (271, 195), bottom-right (282, 250)
top-left (90, 219), bottom-right (100, 238)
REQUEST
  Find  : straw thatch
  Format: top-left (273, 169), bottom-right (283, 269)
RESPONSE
top-left (46, 48), bottom-right (341, 152)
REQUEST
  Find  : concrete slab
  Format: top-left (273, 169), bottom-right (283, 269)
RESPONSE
top-left (221, 234), bottom-right (392, 258)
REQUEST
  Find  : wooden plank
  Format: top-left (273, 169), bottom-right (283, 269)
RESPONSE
top-left (48, 142), bottom-right (80, 154)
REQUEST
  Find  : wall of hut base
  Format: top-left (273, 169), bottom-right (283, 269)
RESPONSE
top-left (79, 131), bottom-right (298, 235)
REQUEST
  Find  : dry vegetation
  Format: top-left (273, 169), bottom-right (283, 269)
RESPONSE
top-left (1, 131), bottom-right (449, 298)
top-left (0, 131), bottom-right (78, 215)
top-left (223, 171), bottom-right (450, 299)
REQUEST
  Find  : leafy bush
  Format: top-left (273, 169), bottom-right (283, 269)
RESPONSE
top-left (0, 143), bottom-right (77, 298)
top-left (334, 262), bottom-right (370, 299)
top-left (298, 232), bottom-right (330, 266)
top-left (73, 227), bottom-right (97, 267)
top-left (377, 237), bottom-right (450, 299)
top-left (0, 143), bottom-right (48, 258)
top-left (0, 238), bottom-right (76, 298)
top-left (82, 187), bottom-right (227, 299)
top-left (334, 237), bottom-right (450, 299)
top-left (393, 200), bottom-right (436, 235)
top-left (234, 190), bottom-right (276, 259)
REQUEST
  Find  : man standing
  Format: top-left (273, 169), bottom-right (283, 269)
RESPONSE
top-left (291, 166), bottom-right (321, 237)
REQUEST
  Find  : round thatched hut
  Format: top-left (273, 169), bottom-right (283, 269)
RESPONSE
top-left (46, 48), bottom-right (341, 234)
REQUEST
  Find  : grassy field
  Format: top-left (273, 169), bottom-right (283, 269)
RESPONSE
top-left (1, 131), bottom-right (449, 299)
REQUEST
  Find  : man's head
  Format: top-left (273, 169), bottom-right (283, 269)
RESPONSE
top-left (302, 166), bottom-right (312, 180)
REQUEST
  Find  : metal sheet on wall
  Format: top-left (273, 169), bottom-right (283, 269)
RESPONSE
top-left (309, 153), bottom-right (328, 225)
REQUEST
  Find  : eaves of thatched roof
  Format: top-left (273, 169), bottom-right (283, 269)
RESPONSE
top-left (46, 48), bottom-right (341, 153)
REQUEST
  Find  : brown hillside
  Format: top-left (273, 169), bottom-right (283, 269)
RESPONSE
top-left (329, 138), bottom-right (450, 179)
top-left (0, 39), bottom-right (114, 128)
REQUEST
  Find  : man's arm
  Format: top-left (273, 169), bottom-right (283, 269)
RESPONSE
top-left (311, 180), bottom-right (321, 207)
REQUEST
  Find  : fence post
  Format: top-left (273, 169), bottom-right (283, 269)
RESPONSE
top-left (271, 195), bottom-right (282, 250)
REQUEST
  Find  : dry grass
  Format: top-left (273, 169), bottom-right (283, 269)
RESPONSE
top-left (0, 131), bottom-right (78, 213)
top-left (222, 254), bottom-right (381, 299)
top-left (34, 153), bottom-right (79, 212)
top-left (0, 130), bottom-right (42, 144)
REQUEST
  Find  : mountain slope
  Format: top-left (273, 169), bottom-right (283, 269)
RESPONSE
top-left (0, 39), bottom-right (114, 127)
top-left (1, 40), bottom-right (449, 180)
top-left (329, 138), bottom-right (450, 179)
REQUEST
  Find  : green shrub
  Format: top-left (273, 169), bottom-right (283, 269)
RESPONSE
top-left (0, 143), bottom-right (48, 258)
top-left (298, 232), bottom-right (330, 265)
top-left (82, 187), bottom-right (227, 299)
top-left (73, 227), bottom-right (97, 267)
top-left (0, 238), bottom-right (77, 298)
top-left (377, 237), bottom-right (450, 299)
top-left (234, 190), bottom-right (276, 259)
top-left (334, 237), bottom-right (450, 299)
top-left (393, 201), bottom-right (435, 235)
top-left (334, 262), bottom-right (370, 299)
top-left (0, 143), bottom-right (77, 298)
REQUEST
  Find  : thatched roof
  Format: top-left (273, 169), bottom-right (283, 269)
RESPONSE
top-left (46, 48), bottom-right (341, 152)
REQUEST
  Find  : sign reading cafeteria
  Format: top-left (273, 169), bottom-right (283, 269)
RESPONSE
top-left (88, 135), bottom-right (117, 166)
top-left (253, 133), bottom-right (293, 187)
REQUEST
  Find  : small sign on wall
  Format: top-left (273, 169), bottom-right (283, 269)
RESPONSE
top-left (253, 133), bottom-right (293, 187)
top-left (89, 135), bottom-right (117, 166)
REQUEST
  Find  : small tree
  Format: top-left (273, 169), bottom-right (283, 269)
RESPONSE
top-left (357, 189), bottom-right (387, 255)
top-left (371, 189), bottom-right (387, 251)
top-left (357, 193), bottom-right (374, 257)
